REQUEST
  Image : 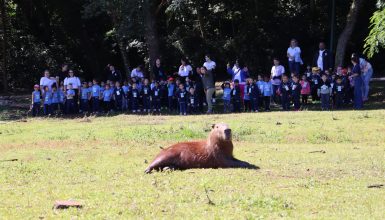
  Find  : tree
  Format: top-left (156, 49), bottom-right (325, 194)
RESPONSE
top-left (335, 0), bottom-right (366, 67)
top-left (0, 0), bottom-right (9, 92)
top-left (364, 2), bottom-right (385, 58)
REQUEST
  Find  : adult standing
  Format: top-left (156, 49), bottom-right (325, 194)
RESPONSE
top-left (131, 65), bottom-right (144, 80)
top-left (203, 54), bottom-right (216, 72)
top-left (200, 66), bottom-right (215, 114)
top-left (39, 70), bottom-right (56, 91)
top-left (270, 58), bottom-right (285, 104)
top-left (359, 57), bottom-right (373, 101)
top-left (351, 54), bottom-right (363, 109)
top-left (312, 41), bottom-right (333, 72)
top-left (108, 65), bottom-right (122, 83)
top-left (178, 58), bottom-right (193, 81)
top-left (287, 39), bottom-right (303, 74)
top-left (58, 64), bottom-right (69, 83)
top-left (64, 69), bottom-right (81, 111)
top-left (227, 61), bottom-right (249, 100)
top-left (152, 58), bottom-right (166, 81)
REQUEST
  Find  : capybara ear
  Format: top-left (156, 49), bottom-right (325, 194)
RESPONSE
top-left (211, 124), bottom-right (216, 129)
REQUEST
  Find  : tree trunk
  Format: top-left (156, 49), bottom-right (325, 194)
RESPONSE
top-left (0, 0), bottom-right (8, 92)
top-left (335, 0), bottom-right (365, 67)
top-left (117, 35), bottom-right (130, 77)
top-left (144, 0), bottom-right (160, 79)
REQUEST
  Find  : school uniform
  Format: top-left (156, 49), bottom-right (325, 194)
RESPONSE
top-left (43, 91), bottom-right (53, 115)
top-left (32, 91), bottom-right (41, 117)
top-left (122, 85), bottom-right (130, 111)
top-left (250, 83), bottom-right (260, 112)
top-left (262, 81), bottom-right (273, 111)
top-left (300, 80), bottom-right (311, 105)
top-left (222, 87), bottom-right (231, 113)
top-left (256, 80), bottom-right (264, 109)
top-left (231, 85), bottom-right (242, 113)
top-left (176, 89), bottom-right (188, 115)
top-left (152, 86), bottom-right (161, 112)
top-left (279, 81), bottom-right (292, 111)
top-left (318, 81), bottom-right (331, 110)
top-left (352, 64), bottom-right (363, 109)
top-left (141, 85), bottom-right (152, 112)
top-left (91, 85), bottom-right (101, 113)
top-left (167, 83), bottom-right (176, 112)
top-left (244, 84), bottom-right (252, 112)
top-left (333, 83), bottom-right (344, 109)
top-left (160, 83), bottom-right (168, 109)
top-left (102, 89), bottom-right (113, 112)
top-left (130, 89), bottom-right (140, 112)
top-left (66, 89), bottom-right (76, 114)
top-left (291, 82), bottom-right (302, 110)
top-left (58, 90), bottom-right (65, 113)
top-left (187, 92), bottom-right (198, 114)
top-left (80, 87), bottom-right (90, 113)
top-left (51, 90), bottom-right (60, 112)
top-left (311, 74), bottom-right (321, 101)
top-left (113, 87), bottom-right (124, 111)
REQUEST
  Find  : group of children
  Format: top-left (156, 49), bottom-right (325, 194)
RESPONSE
top-left (31, 65), bottom-right (361, 116)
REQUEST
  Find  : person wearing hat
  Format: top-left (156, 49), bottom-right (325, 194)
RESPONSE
top-left (31, 84), bottom-right (41, 117)
top-left (310, 67), bottom-right (321, 102)
top-left (167, 77), bottom-right (176, 113)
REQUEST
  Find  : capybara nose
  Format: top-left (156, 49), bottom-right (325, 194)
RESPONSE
top-left (224, 129), bottom-right (232, 135)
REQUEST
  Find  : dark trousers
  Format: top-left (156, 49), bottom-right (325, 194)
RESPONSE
top-left (321, 94), bottom-right (330, 110)
top-left (302, 94), bottom-right (309, 105)
top-left (179, 102), bottom-right (187, 114)
top-left (44, 104), bottom-right (52, 115)
top-left (232, 99), bottom-right (241, 112)
top-left (66, 99), bottom-right (75, 114)
top-left (311, 87), bottom-right (320, 101)
top-left (223, 100), bottom-right (231, 113)
top-left (251, 98), bottom-right (259, 111)
top-left (92, 97), bottom-right (100, 113)
top-left (32, 103), bottom-right (40, 117)
top-left (281, 95), bottom-right (290, 111)
top-left (80, 99), bottom-right (89, 113)
top-left (264, 96), bottom-right (271, 111)
top-left (272, 85), bottom-right (280, 104)
top-left (152, 99), bottom-right (161, 112)
top-left (143, 97), bottom-right (151, 111)
top-left (335, 94), bottom-right (343, 109)
top-left (289, 61), bottom-right (300, 74)
top-left (131, 99), bottom-right (139, 112)
top-left (293, 95), bottom-right (301, 110)
top-left (104, 101), bottom-right (111, 112)
top-left (115, 99), bottom-right (123, 111)
top-left (168, 96), bottom-right (175, 112)
top-left (244, 99), bottom-right (251, 112)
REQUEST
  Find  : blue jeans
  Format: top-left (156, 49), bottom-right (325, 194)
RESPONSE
top-left (362, 68), bottom-right (373, 100)
top-left (321, 94), bottom-right (330, 110)
top-left (44, 104), bottom-right (52, 115)
top-left (32, 103), bottom-right (40, 116)
top-left (179, 102), bottom-right (187, 114)
top-left (92, 97), bottom-right (100, 113)
top-left (223, 100), bottom-right (231, 113)
top-left (288, 61), bottom-right (300, 74)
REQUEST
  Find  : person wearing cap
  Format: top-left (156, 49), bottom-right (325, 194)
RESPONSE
top-left (167, 77), bottom-right (176, 112)
top-left (351, 55), bottom-right (363, 109)
top-left (221, 81), bottom-right (232, 113)
top-left (310, 67), bottom-right (321, 102)
top-left (31, 85), bottom-right (41, 117)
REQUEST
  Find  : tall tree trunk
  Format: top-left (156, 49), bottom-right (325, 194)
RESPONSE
top-left (0, 0), bottom-right (8, 92)
top-left (117, 35), bottom-right (130, 76)
top-left (144, 0), bottom-right (160, 79)
top-left (335, 0), bottom-right (365, 67)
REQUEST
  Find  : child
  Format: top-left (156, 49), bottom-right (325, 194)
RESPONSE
top-left (160, 80), bottom-right (168, 110)
top-left (43, 86), bottom-right (52, 115)
top-left (152, 81), bottom-right (161, 113)
top-left (300, 75), bottom-right (311, 106)
top-left (122, 81), bottom-right (130, 111)
top-left (304, 65), bottom-right (312, 79)
top-left (80, 82), bottom-right (90, 113)
top-left (250, 80), bottom-right (260, 112)
top-left (291, 75), bottom-right (302, 111)
top-left (256, 75), bottom-right (264, 109)
top-left (91, 79), bottom-right (101, 113)
top-left (244, 78), bottom-right (252, 112)
top-left (333, 77), bottom-right (345, 109)
top-left (102, 84), bottom-right (113, 113)
top-left (311, 67), bottom-right (321, 102)
top-left (187, 87), bottom-right (197, 114)
top-left (66, 83), bottom-right (76, 114)
top-left (130, 83), bottom-right (140, 113)
top-left (31, 85), bottom-right (41, 117)
top-left (167, 78), bottom-right (176, 112)
top-left (318, 74), bottom-right (331, 110)
top-left (176, 83), bottom-right (187, 115)
top-left (279, 75), bottom-right (291, 111)
top-left (231, 79), bottom-right (242, 113)
top-left (113, 81), bottom-right (124, 111)
top-left (262, 75), bottom-right (273, 111)
top-left (58, 85), bottom-right (66, 114)
top-left (141, 79), bottom-right (152, 113)
top-left (51, 85), bottom-right (60, 114)
top-left (222, 81), bottom-right (231, 113)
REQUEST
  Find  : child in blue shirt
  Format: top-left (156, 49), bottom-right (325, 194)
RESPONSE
top-left (58, 85), bottom-right (66, 114)
top-left (122, 81), bottom-right (130, 111)
top-left (51, 85), bottom-right (60, 114)
top-left (291, 75), bottom-right (302, 111)
top-left (176, 83), bottom-right (187, 115)
top-left (80, 82), bottom-right (90, 113)
top-left (279, 75), bottom-right (291, 111)
top-left (31, 84), bottom-right (41, 117)
top-left (231, 79), bottom-right (242, 113)
top-left (262, 75), bottom-right (273, 111)
top-left (152, 81), bottom-right (161, 113)
top-left (256, 75), bottom-right (264, 109)
top-left (167, 78), bottom-right (176, 113)
top-left (91, 79), bottom-right (101, 113)
top-left (318, 74), bottom-right (332, 110)
top-left (222, 81), bottom-right (231, 113)
top-left (141, 79), bottom-right (152, 113)
top-left (43, 86), bottom-right (52, 115)
top-left (102, 84), bottom-right (113, 113)
top-left (130, 83), bottom-right (140, 113)
top-left (66, 84), bottom-right (76, 114)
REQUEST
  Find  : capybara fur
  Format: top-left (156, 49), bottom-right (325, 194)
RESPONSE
top-left (145, 123), bottom-right (258, 173)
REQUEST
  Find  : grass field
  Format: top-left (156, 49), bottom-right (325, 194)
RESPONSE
top-left (0, 82), bottom-right (384, 219)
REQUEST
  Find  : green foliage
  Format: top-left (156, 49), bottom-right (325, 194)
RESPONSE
top-left (364, 5), bottom-right (385, 58)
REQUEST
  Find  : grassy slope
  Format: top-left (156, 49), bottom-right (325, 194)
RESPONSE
top-left (0, 110), bottom-right (384, 219)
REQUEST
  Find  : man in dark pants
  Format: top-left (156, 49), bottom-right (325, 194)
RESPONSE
top-left (107, 64), bottom-right (122, 83)
top-left (312, 41), bottom-right (333, 73)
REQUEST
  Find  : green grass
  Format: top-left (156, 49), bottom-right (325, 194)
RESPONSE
top-left (0, 110), bottom-right (385, 219)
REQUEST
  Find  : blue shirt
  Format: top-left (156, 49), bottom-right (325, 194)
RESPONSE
top-left (257, 80), bottom-right (264, 94)
top-left (263, 81), bottom-right (273, 96)
top-left (122, 85), bottom-right (130, 94)
top-left (91, 85), bottom-right (101, 97)
top-left (67, 89), bottom-right (75, 99)
top-left (52, 91), bottom-right (60, 103)
top-left (81, 88), bottom-right (90, 100)
top-left (59, 90), bottom-right (65, 103)
top-left (33, 91), bottom-right (41, 103)
top-left (44, 91), bottom-right (52, 104)
top-left (223, 88), bottom-right (231, 101)
top-left (103, 89), bottom-right (112, 102)
top-left (167, 84), bottom-right (175, 97)
top-left (244, 85), bottom-right (251, 100)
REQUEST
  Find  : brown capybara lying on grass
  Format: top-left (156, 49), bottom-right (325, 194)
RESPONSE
top-left (145, 123), bottom-right (258, 173)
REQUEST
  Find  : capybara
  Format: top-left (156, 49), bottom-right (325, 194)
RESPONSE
top-left (145, 123), bottom-right (258, 173)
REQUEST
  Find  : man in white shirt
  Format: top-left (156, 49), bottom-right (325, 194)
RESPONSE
top-left (39, 70), bottom-right (56, 91)
top-left (312, 42), bottom-right (333, 72)
top-left (270, 58), bottom-right (285, 104)
top-left (203, 54), bottom-right (216, 71)
top-left (131, 66), bottom-right (144, 79)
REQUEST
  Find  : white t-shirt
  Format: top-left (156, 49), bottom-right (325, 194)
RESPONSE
top-left (131, 69), bottom-right (144, 79)
top-left (178, 65), bottom-right (192, 77)
top-left (271, 65), bottom-right (285, 85)
top-left (64, 77), bottom-right (81, 89)
top-left (203, 61), bottom-right (216, 71)
top-left (287, 46), bottom-right (302, 63)
top-left (39, 77), bottom-right (56, 90)
top-left (317, 50), bottom-right (325, 71)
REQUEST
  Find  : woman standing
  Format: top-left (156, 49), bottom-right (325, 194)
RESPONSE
top-left (178, 58), bottom-right (193, 81)
top-left (152, 58), bottom-right (166, 81)
top-left (64, 70), bottom-right (81, 112)
top-left (351, 54), bottom-right (363, 109)
top-left (287, 39), bottom-right (303, 74)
